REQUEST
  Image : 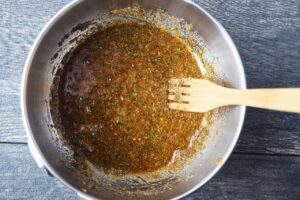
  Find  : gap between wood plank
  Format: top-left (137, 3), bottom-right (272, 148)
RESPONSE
top-left (233, 151), bottom-right (300, 157)
top-left (0, 141), bottom-right (27, 145)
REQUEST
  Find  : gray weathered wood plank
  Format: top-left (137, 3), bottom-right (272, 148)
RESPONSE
top-left (2, 0), bottom-right (300, 199)
top-left (186, 152), bottom-right (300, 200)
top-left (0, 143), bottom-right (77, 199)
top-left (1, 0), bottom-right (300, 155)
top-left (0, 0), bottom-right (71, 143)
top-left (235, 108), bottom-right (300, 155)
top-left (196, 0), bottom-right (300, 156)
top-left (0, 143), bottom-right (299, 199)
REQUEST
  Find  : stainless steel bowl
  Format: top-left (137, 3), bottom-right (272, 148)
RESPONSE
top-left (21, 0), bottom-right (246, 199)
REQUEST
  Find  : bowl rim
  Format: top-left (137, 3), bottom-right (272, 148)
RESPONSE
top-left (174, 0), bottom-right (246, 199)
top-left (21, 0), bottom-right (246, 199)
top-left (21, 1), bottom-right (96, 199)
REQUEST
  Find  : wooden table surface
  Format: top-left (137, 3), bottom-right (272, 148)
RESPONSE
top-left (1, 0), bottom-right (300, 199)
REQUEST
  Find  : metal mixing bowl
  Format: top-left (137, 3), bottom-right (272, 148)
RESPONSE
top-left (21, 0), bottom-right (246, 199)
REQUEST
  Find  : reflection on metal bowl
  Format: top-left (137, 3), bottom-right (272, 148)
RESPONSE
top-left (21, 0), bottom-right (246, 199)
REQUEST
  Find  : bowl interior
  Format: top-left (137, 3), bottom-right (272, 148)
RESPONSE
top-left (23, 0), bottom-right (246, 199)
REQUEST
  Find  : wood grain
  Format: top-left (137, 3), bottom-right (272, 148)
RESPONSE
top-left (169, 79), bottom-right (300, 113)
top-left (0, 144), bottom-right (77, 199)
top-left (194, 0), bottom-right (300, 153)
top-left (1, 0), bottom-right (300, 154)
top-left (1, 0), bottom-right (300, 156)
top-left (1, 0), bottom-right (300, 199)
top-left (196, 0), bottom-right (300, 155)
top-left (186, 152), bottom-right (300, 200)
top-left (0, 0), bottom-right (71, 143)
top-left (0, 144), bottom-right (299, 199)
top-left (236, 108), bottom-right (300, 156)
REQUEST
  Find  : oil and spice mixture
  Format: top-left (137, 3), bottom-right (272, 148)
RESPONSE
top-left (58, 22), bottom-right (203, 173)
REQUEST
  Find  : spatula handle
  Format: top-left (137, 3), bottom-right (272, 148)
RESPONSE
top-left (228, 88), bottom-right (300, 113)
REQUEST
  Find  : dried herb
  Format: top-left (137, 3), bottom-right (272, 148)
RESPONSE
top-left (58, 22), bottom-right (202, 173)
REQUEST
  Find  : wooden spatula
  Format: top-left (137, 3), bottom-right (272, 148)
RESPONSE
top-left (168, 78), bottom-right (300, 113)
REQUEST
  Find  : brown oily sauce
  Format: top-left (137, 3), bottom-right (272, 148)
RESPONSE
top-left (58, 22), bottom-right (203, 173)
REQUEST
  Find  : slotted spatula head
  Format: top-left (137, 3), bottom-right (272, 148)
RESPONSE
top-left (168, 78), bottom-right (226, 113)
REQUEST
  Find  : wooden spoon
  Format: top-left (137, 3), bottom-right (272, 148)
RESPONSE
top-left (168, 78), bottom-right (300, 113)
